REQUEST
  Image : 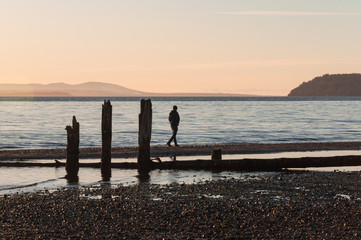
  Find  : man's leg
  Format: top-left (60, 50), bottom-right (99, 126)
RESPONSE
top-left (167, 126), bottom-right (178, 146)
top-left (172, 127), bottom-right (178, 146)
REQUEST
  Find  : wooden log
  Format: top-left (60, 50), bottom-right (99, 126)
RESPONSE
top-left (3, 155), bottom-right (361, 170)
top-left (157, 155), bottom-right (361, 171)
top-left (101, 100), bottom-right (112, 181)
top-left (137, 99), bottom-right (153, 174)
top-left (65, 116), bottom-right (80, 181)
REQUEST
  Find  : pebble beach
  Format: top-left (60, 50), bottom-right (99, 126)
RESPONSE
top-left (1, 170), bottom-right (361, 239)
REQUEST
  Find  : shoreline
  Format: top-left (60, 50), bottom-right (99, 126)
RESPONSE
top-left (1, 171), bottom-right (361, 238)
top-left (1, 141), bottom-right (361, 160)
top-left (2, 142), bottom-right (361, 238)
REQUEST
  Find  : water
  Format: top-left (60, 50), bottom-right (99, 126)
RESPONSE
top-left (0, 166), bottom-right (271, 196)
top-left (2, 96), bottom-right (361, 195)
top-left (1, 96), bottom-right (361, 149)
top-left (2, 150), bottom-right (361, 196)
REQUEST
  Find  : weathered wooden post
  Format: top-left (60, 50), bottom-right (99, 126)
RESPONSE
top-left (137, 99), bottom-right (153, 175)
top-left (101, 100), bottom-right (112, 181)
top-left (212, 149), bottom-right (222, 161)
top-left (65, 116), bottom-right (80, 182)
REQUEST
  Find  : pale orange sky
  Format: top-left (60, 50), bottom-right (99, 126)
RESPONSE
top-left (1, 0), bottom-right (361, 96)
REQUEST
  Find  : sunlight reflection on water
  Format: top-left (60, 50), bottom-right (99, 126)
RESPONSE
top-left (0, 167), bottom-right (266, 196)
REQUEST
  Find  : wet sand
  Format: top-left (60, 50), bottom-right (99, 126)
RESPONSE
top-left (1, 171), bottom-right (361, 239)
top-left (2, 141), bottom-right (361, 160)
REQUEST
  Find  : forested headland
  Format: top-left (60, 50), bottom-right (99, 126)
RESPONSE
top-left (288, 73), bottom-right (361, 96)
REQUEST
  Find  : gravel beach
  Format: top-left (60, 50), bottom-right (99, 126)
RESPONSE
top-left (1, 170), bottom-right (361, 239)
top-left (1, 142), bottom-right (361, 239)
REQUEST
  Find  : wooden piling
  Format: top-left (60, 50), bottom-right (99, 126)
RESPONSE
top-left (101, 100), bottom-right (112, 181)
top-left (137, 99), bottom-right (153, 174)
top-left (65, 116), bottom-right (80, 181)
top-left (211, 149), bottom-right (222, 161)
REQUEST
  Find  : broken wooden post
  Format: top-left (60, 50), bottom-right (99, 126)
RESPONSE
top-left (65, 116), bottom-right (80, 182)
top-left (137, 99), bottom-right (153, 175)
top-left (101, 100), bottom-right (112, 181)
top-left (212, 149), bottom-right (222, 161)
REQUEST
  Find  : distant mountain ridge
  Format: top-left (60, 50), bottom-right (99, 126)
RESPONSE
top-left (288, 73), bottom-right (361, 97)
top-left (0, 82), bottom-right (146, 97)
top-left (0, 82), bottom-right (252, 97)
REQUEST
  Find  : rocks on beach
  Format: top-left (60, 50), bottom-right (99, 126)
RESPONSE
top-left (1, 171), bottom-right (361, 239)
top-left (1, 142), bottom-right (361, 238)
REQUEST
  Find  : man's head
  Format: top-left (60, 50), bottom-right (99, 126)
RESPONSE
top-left (173, 105), bottom-right (178, 111)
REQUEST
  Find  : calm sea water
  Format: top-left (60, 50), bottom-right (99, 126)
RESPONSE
top-left (1, 96), bottom-right (361, 149)
top-left (2, 96), bottom-right (361, 195)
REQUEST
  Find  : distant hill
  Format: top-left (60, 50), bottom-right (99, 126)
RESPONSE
top-left (288, 74), bottom-right (361, 97)
top-left (0, 82), bottom-right (146, 97)
top-left (0, 82), bottom-right (253, 97)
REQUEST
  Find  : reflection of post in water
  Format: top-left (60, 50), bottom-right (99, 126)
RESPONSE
top-left (101, 100), bottom-right (112, 181)
top-left (101, 181), bottom-right (112, 199)
top-left (137, 99), bottom-right (153, 177)
top-left (137, 172), bottom-right (150, 183)
top-left (65, 116), bottom-right (79, 182)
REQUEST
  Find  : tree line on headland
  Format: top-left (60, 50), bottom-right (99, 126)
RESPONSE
top-left (288, 73), bottom-right (361, 97)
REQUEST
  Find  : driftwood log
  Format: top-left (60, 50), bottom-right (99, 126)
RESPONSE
top-left (3, 155), bottom-right (361, 171)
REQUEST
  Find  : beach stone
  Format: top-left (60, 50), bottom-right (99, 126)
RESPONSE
top-left (1, 171), bottom-right (361, 239)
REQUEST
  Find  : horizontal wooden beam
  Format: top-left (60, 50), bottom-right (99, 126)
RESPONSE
top-left (1, 155), bottom-right (361, 171)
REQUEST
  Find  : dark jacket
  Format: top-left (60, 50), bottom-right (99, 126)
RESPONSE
top-left (169, 110), bottom-right (180, 127)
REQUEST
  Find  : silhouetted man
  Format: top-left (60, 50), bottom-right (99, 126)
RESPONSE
top-left (167, 105), bottom-right (180, 147)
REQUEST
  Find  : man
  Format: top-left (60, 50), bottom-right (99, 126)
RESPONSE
top-left (167, 105), bottom-right (180, 147)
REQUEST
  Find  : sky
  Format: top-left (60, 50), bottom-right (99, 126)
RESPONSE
top-left (1, 0), bottom-right (361, 96)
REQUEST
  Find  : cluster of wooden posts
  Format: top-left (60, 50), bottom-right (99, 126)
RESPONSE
top-left (65, 99), bottom-right (153, 182)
